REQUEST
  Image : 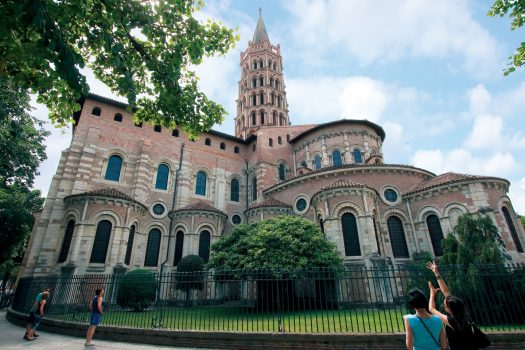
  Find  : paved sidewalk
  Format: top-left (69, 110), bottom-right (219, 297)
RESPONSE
top-left (0, 311), bottom-right (213, 350)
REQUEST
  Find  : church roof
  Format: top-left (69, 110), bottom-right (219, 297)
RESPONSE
top-left (171, 201), bottom-right (227, 216)
top-left (252, 9), bottom-right (270, 44)
top-left (289, 119), bottom-right (386, 142)
top-left (64, 187), bottom-right (146, 209)
top-left (405, 172), bottom-right (509, 196)
top-left (320, 179), bottom-right (369, 191)
top-left (247, 197), bottom-right (291, 211)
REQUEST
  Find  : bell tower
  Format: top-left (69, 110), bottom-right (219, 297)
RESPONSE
top-left (235, 9), bottom-right (290, 139)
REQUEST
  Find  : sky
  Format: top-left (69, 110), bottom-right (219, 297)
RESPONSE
top-left (31, 0), bottom-right (525, 214)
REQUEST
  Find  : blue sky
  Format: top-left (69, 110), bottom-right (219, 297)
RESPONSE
top-left (32, 0), bottom-right (525, 213)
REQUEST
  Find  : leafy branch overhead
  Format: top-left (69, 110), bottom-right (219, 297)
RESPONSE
top-left (488, 0), bottom-right (525, 75)
top-left (0, 0), bottom-right (239, 137)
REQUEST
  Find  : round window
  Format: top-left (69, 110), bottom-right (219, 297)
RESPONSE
top-left (152, 203), bottom-right (165, 215)
top-left (296, 198), bottom-right (307, 212)
top-left (232, 215), bottom-right (242, 225)
top-left (384, 189), bottom-right (398, 203)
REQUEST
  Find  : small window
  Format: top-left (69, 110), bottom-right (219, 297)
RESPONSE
top-left (135, 121), bottom-right (143, 128)
top-left (114, 113), bottom-right (123, 122)
top-left (314, 155), bottom-right (322, 170)
top-left (252, 94), bottom-right (257, 106)
top-left (205, 138), bottom-right (211, 146)
top-left (104, 155), bottom-right (123, 182)
top-left (230, 178), bottom-right (240, 202)
top-left (259, 77), bottom-right (264, 86)
top-left (195, 171), bottom-right (207, 196)
top-left (260, 110), bottom-right (264, 124)
top-left (232, 215), bottom-right (242, 225)
top-left (91, 107), bottom-right (101, 116)
top-left (278, 136), bottom-right (282, 145)
top-left (252, 112), bottom-right (256, 125)
top-left (155, 164), bottom-right (170, 190)
top-left (286, 134), bottom-right (290, 142)
top-left (278, 163), bottom-right (286, 181)
top-left (259, 91), bottom-right (264, 105)
top-left (220, 142), bottom-right (226, 150)
top-left (384, 189), bottom-right (398, 203)
top-left (198, 230), bottom-right (211, 263)
top-left (173, 231), bottom-right (184, 266)
top-left (296, 198), bottom-right (307, 212)
top-left (252, 78), bottom-right (257, 88)
top-left (353, 149), bottom-right (363, 163)
top-left (172, 129), bottom-right (179, 137)
top-left (252, 144), bottom-right (256, 152)
top-left (252, 177), bottom-right (257, 201)
top-left (144, 228), bottom-right (161, 267)
top-left (234, 146), bottom-right (240, 154)
top-left (154, 125), bottom-right (161, 133)
top-left (269, 138), bottom-right (273, 147)
top-left (152, 203), bottom-right (165, 216)
top-left (332, 150), bottom-right (342, 167)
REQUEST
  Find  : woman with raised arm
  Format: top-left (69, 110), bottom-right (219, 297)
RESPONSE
top-left (427, 261), bottom-right (479, 350)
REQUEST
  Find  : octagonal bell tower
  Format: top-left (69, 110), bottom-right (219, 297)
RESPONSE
top-left (234, 9), bottom-right (290, 139)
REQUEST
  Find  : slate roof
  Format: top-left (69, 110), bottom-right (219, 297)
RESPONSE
top-left (405, 172), bottom-right (509, 196)
top-left (253, 10), bottom-right (270, 44)
top-left (289, 119), bottom-right (386, 142)
top-left (170, 201), bottom-right (226, 216)
top-left (247, 197), bottom-right (292, 211)
top-left (64, 187), bottom-right (146, 208)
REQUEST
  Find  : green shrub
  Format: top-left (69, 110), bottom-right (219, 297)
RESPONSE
top-left (175, 255), bottom-right (205, 293)
top-left (117, 269), bottom-right (156, 311)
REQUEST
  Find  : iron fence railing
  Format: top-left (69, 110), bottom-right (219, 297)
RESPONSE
top-left (11, 264), bottom-right (525, 333)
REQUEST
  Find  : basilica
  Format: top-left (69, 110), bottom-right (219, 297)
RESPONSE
top-left (20, 13), bottom-right (525, 277)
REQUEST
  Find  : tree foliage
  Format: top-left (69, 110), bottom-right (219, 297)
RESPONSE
top-left (488, 0), bottom-right (525, 75)
top-left (0, 77), bottom-right (49, 188)
top-left (116, 269), bottom-right (156, 311)
top-left (175, 255), bottom-right (205, 293)
top-left (0, 0), bottom-right (238, 138)
top-left (207, 216), bottom-right (343, 271)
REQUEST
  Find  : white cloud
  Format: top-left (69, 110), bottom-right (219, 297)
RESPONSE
top-left (284, 0), bottom-right (499, 75)
top-left (464, 114), bottom-right (504, 150)
top-left (467, 84), bottom-right (491, 115)
top-left (410, 148), bottom-right (517, 177)
top-left (509, 177), bottom-right (525, 214)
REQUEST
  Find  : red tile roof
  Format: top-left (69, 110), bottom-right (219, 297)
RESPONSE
top-left (247, 197), bottom-right (292, 211)
top-left (171, 201), bottom-right (226, 216)
top-left (405, 172), bottom-right (509, 196)
top-left (65, 187), bottom-right (146, 208)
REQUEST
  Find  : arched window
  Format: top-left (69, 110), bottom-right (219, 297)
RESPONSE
top-left (154, 125), bottom-right (161, 133)
top-left (270, 78), bottom-right (274, 87)
top-left (259, 91), bottom-right (264, 105)
top-left (332, 150), bottom-right (342, 167)
top-left (259, 59), bottom-right (263, 68)
top-left (252, 177), bottom-right (257, 201)
top-left (277, 95), bottom-right (281, 108)
top-left (426, 215), bottom-right (444, 256)
top-left (230, 178), bottom-right (240, 202)
top-left (259, 77), bottom-right (264, 86)
top-left (104, 155), bottom-right (122, 181)
top-left (205, 138), bottom-right (211, 146)
top-left (313, 155), bottom-right (322, 170)
top-left (276, 80), bottom-right (280, 90)
top-left (278, 163), bottom-right (286, 181)
top-left (273, 62), bottom-right (277, 70)
top-left (90, 220), bottom-right (112, 263)
top-left (273, 111), bottom-right (277, 124)
top-left (341, 213), bottom-right (361, 256)
top-left (241, 116), bottom-right (245, 127)
top-left (278, 136), bottom-right (282, 144)
top-left (144, 228), bottom-right (161, 267)
top-left (387, 216), bottom-right (409, 258)
top-left (252, 112), bottom-right (256, 126)
top-left (252, 77), bottom-right (257, 88)
top-left (174, 230), bottom-right (184, 266)
top-left (155, 163), bottom-right (169, 190)
top-left (172, 129), bottom-right (179, 137)
top-left (91, 107), bottom-right (101, 116)
top-left (195, 171), bottom-right (207, 196)
top-left (220, 142), bottom-right (226, 150)
top-left (286, 134), bottom-right (290, 141)
top-left (260, 111), bottom-right (264, 124)
top-left (58, 220), bottom-right (75, 263)
top-left (252, 94), bottom-right (257, 106)
top-left (199, 230), bottom-right (211, 263)
top-left (124, 225), bottom-right (135, 265)
top-left (114, 113), bottom-right (123, 122)
top-left (269, 138), bottom-right (273, 147)
top-left (502, 206), bottom-right (524, 252)
top-left (234, 146), bottom-right (240, 154)
top-left (353, 149), bottom-right (362, 164)
top-left (253, 61), bottom-right (257, 69)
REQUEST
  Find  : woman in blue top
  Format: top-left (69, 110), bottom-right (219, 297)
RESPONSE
top-left (85, 288), bottom-right (104, 347)
top-left (404, 288), bottom-right (447, 350)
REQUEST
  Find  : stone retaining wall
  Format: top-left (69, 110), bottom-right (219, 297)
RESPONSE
top-left (7, 308), bottom-right (525, 349)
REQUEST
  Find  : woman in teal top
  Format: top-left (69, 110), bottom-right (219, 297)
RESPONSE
top-left (404, 288), bottom-right (447, 350)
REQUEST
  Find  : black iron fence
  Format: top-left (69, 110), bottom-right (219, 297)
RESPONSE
top-left (11, 264), bottom-right (525, 333)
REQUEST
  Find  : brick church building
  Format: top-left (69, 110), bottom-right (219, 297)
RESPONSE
top-left (20, 13), bottom-right (525, 277)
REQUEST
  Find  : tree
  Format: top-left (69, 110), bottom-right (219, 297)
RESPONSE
top-left (116, 269), bottom-right (156, 311)
top-left (0, 0), bottom-right (238, 138)
top-left (175, 255), bottom-right (205, 306)
top-left (520, 215), bottom-right (525, 231)
top-left (208, 215), bottom-right (343, 271)
top-left (0, 77), bottom-right (49, 188)
top-left (488, 0), bottom-right (525, 75)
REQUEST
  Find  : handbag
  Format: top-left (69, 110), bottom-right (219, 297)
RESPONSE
top-left (470, 322), bottom-right (490, 348)
top-left (417, 316), bottom-right (441, 348)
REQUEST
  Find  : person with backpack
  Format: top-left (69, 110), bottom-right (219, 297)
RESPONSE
top-left (85, 288), bottom-right (104, 347)
top-left (427, 261), bottom-right (490, 350)
top-left (24, 290), bottom-right (50, 340)
top-left (404, 288), bottom-right (448, 350)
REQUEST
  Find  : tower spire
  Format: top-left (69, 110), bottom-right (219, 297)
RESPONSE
top-left (253, 8), bottom-right (270, 44)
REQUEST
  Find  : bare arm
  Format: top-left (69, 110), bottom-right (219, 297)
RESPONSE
top-left (427, 261), bottom-right (451, 297)
top-left (439, 327), bottom-right (448, 350)
top-left (97, 297), bottom-right (103, 314)
top-left (404, 317), bottom-right (413, 350)
top-left (38, 300), bottom-right (46, 317)
top-left (428, 281), bottom-right (449, 326)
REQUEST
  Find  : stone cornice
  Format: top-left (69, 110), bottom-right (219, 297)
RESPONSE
top-left (405, 178), bottom-right (509, 201)
top-left (312, 186), bottom-right (378, 207)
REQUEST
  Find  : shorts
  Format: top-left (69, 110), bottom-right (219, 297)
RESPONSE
top-left (28, 312), bottom-right (42, 329)
top-left (89, 313), bottom-right (102, 326)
